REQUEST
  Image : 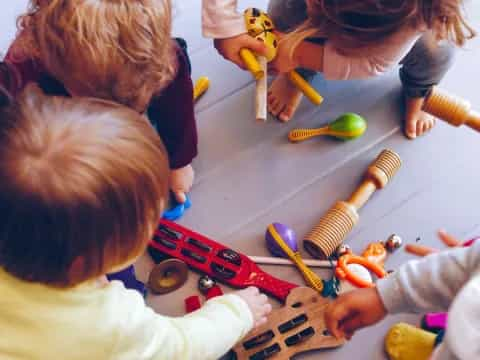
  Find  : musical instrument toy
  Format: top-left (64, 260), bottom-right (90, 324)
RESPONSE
top-left (289, 113), bottom-right (367, 142)
top-left (423, 87), bottom-right (480, 132)
top-left (147, 259), bottom-right (189, 295)
top-left (267, 224), bottom-right (324, 293)
top-left (149, 219), bottom-right (298, 302)
top-left (304, 149), bottom-right (402, 259)
top-left (240, 8), bottom-right (323, 120)
top-left (227, 287), bottom-right (345, 359)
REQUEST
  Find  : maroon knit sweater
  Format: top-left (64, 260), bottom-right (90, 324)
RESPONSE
top-left (0, 43), bottom-right (197, 169)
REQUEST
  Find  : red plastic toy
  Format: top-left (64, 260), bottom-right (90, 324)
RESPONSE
top-left (185, 295), bottom-right (202, 313)
top-left (149, 219), bottom-right (298, 302)
top-left (205, 285), bottom-right (224, 300)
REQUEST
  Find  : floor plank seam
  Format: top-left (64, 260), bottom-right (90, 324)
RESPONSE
top-left (217, 127), bottom-right (401, 241)
top-left (195, 79), bottom-right (256, 114)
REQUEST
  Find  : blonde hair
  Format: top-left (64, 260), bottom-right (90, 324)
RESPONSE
top-left (0, 85), bottom-right (169, 287)
top-left (18, 0), bottom-right (176, 112)
top-left (286, 0), bottom-right (476, 56)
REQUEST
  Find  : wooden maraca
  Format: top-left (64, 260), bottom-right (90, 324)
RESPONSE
top-left (304, 149), bottom-right (402, 259)
top-left (423, 87), bottom-right (480, 132)
top-left (289, 113), bottom-right (367, 142)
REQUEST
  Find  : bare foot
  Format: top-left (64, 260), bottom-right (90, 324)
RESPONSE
top-left (267, 74), bottom-right (303, 122)
top-left (404, 96), bottom-right (437, 139)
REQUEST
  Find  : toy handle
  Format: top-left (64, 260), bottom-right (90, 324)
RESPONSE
top-left (347, 180), bottom-right (377, 210)
top-left (249, 270), bottom-right (298, 302)
top-left (193, 77), bottom-right (210, 101)
top-left (288, 127), bottom-right (328, 142)
top-left (466, 111), bottom-right (480, 132)
top-left (240, 49), bottom-right (264, 80)
top-left (288, 71), bottom-right (323, 106)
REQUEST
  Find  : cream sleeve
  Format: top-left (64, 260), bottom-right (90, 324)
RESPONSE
top-left (201, 0), bottom-right (245, 38)
top-left (110, 289), bottom-right (254, 360)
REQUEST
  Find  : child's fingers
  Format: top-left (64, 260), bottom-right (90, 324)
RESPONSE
top-left (344, 329), bottom-right (355, 340)
top-left (245, 37), bottom-right (269, 57)
top-left (405, 243), bottom-right (438, 257)
top-left (262, 302), bottom-right (272, 316)
top-left (255, 317), bottom-right (268, 328)
top-left (437, 230), bottom-right (461, 247)
top-left (173, 191), bottom-right (187, 204)
top-left (340, 315), bottom-right (367, 335)
top-left (324, 302), bottom-right (350, 339)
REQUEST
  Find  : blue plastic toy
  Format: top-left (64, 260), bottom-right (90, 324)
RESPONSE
top-left (162, 195), bottom-right (192, 221)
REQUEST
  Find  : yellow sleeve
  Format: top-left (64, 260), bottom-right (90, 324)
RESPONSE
top-left (110, 287), bottom-right (253, 360)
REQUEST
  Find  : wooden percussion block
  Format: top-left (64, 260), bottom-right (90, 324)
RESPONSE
top-left (229, 287), bottom-right (344, 359)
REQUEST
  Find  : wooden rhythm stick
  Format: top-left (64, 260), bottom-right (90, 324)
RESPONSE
top-left (304, 149), bottom-right (402, 259)
top-left (228, 287), bottom-right (344, 360)
top-left (423, 87), bottom-right (480, 132)
top-left (249, 256), bottom-right (335, 268)
top-left (256, 56), bottom-right (268, 121)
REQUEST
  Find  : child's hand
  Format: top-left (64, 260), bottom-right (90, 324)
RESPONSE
top-left (268, 32), bottom-right (300, 74)
top-left (325, 287), bottom-right (387, 340)
top-left (236, 287), bottom-right (272, 328)
top-left (170, 164), bottom-right (194, 204)
top-left (214, 34), bottom-right (269, 70)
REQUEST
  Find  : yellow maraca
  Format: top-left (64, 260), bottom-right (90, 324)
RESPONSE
top-left (289, 113), bottom-right (367, 143)
top-left (267, 224), bottom-right (324, 293)
top-left (239, 8), bottom-right (323, 121)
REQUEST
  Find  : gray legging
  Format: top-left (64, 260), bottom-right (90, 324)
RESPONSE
top-left (268, 0), bottom-right (456, 97)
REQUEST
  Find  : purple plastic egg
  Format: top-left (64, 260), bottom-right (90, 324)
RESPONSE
top-left (265, 223), bottom-right (298, 258)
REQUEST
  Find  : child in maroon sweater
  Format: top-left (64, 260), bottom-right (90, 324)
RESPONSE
top-left (0, 0), bottom-right (196, 204)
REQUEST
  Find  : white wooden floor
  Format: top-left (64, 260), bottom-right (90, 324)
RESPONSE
top-left (3, 2), bottom-right (480, 359)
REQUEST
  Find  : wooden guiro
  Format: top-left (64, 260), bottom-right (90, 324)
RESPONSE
top-left (304, 149), bottom-right (402, 259)
top-left (423, 87), bottom-right (480, 132)
top-left (230, 287), bottom-right (344, 359)
top-left (289, 113), bottom-right (367, 142)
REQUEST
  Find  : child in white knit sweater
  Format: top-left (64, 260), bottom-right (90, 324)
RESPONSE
top-left (325, 231), bottom-right (480, 359)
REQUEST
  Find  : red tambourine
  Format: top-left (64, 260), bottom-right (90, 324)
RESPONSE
top-left (149, 219), bottom-right (298, 302)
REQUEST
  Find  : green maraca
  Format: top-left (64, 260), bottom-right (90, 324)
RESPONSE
top-left (288, 113), bottom-right (367, 142)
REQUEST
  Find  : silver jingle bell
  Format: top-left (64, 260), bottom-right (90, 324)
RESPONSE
top-left (198, 275), bottom-right (216, 294)
top-left (385, 234), bottom-right (403, 252)
top-left (335, 244), bottom-right (352, 258)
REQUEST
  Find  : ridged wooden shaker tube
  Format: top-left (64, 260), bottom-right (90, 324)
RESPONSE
top-left (304, 149), bottom-right (402, 259)
top-left (423, 87), bottom-right (480, 132)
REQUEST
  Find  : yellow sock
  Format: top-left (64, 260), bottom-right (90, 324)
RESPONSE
top-left (385, 323), bottom-right (436, 360)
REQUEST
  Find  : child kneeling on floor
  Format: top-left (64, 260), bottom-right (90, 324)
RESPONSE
top-left (203, 0), bottom-right (475, 138)
top-left (0, 87), bottom-right (271, 360)
top-left (325, 230), bottom-right (480, 360)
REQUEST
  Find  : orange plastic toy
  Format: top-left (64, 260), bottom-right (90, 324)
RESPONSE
top-left (335, 254), bottom-right (387, 288)
top-left (362, 242), bottom-right (388, 266)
